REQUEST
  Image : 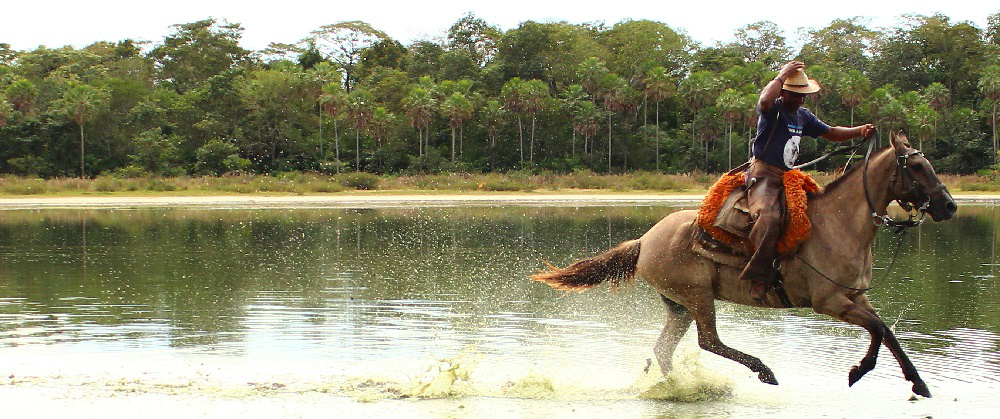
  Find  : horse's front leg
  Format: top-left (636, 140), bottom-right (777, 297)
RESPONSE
top-left (854, 296), bottom-right (932, 397)
top-left (815, 294), bottom-right (886, 387)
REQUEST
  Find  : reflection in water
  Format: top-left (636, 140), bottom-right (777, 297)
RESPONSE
top-left (0, 205), bottom-right (998, 418)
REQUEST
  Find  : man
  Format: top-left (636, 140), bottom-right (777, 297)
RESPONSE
top-left (743, 60), bottom-right (875, 301)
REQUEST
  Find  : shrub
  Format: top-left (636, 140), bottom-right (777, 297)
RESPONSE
top-left (195, 139), bottom-right (241, 175)
top-left (90, 176), bottom-right (121, 192)
top-left (113, 165), bottom-right (148, 179)
top-left (336, 172), bottom-right (381, 190)
top-left (0, 176), bottom-right (47, 195)
top-left (626, 172), bottom-right (683, 190)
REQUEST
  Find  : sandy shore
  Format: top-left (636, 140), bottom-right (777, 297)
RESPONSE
top-left (0, 193), bottom-right (708, 209)
top-left (0, 192), bottom-right (997, 209)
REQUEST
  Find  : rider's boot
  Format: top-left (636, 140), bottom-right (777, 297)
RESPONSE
top-left (748, 260), bottom-right (780, 302)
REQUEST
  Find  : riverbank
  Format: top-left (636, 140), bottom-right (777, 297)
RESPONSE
top-left (1, 191), bottom-right (998, 209)
top-left (3, 171), bottom-right (1000, 200)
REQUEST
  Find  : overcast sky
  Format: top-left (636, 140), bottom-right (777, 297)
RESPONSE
top-left (3, 0), bottom-right (997, 52)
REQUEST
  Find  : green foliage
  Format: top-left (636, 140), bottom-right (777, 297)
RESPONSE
top-left (5, 79), bottom-right (38, 113)
top-left (6, 155), bottom-right (51, 177)
top-left (149, 18), bottom-right (249, 93)
top-left (0, 13), bottom-right (998, 178)
top-left (195, 138), bottom-right (245, 175)
top-left (335, 172), bottom-right (380, 190)
top-left (129, 128), bottom-right (183, 175)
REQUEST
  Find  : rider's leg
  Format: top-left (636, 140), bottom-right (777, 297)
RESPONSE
top-left (740, 168), bottom-right (785, 301)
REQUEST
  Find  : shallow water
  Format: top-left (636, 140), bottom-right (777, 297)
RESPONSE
top-left (0, 204), bottom-right (998, 418)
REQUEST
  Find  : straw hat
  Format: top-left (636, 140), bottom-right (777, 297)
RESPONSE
top-left (782, 68), bottom-right (821, 94)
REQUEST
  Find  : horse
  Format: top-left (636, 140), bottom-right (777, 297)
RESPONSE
top-left (532, 131), bottom-right (957, 398)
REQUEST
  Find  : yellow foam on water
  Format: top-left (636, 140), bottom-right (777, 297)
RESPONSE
top-left (501, 373), bottom-right (556, 399)
top-left (404, 354), bottom-right (478, 398)
top-left (634, 351), bottom-right (734, 402)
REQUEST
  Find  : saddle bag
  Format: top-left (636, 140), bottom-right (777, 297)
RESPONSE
top-left (712, 186), bottom-right (753, 238)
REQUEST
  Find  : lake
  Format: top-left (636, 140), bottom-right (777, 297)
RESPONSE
top-left (0, 203), bottom-right (997, 418)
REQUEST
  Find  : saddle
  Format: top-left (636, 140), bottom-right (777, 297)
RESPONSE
top-left (693, 166), bottom-right (821, 268)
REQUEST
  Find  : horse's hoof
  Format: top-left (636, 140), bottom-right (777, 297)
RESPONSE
top-left (912, 382), bottom-right (932, 398)
top-left (757, 370), bottom-right (778, 385)
top-left (848, 366), bottom-right (865, 387)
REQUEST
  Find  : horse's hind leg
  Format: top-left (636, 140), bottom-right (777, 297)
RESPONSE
top-left (855, 296), bottom-right (931, 397)
top-left (654, 294), bottom-right (693, 375)
top-left (687, 293), bottom-right (778, 385)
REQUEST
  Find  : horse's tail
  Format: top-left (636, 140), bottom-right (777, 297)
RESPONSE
top-left (531, 239), bottom-right (641, 291)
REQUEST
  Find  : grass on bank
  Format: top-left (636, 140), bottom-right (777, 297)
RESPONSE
top-left (0, 171), bottom-right (996, 196)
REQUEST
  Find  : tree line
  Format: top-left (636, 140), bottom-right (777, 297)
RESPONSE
top-left (1, 12), bottom-right (999, 178)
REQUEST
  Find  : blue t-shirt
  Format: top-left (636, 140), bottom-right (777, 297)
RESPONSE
top-left (751, 98), bottom-right (831, 169)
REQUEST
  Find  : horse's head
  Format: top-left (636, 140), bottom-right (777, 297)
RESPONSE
top-left (889, 131), bottom-right (957, 221)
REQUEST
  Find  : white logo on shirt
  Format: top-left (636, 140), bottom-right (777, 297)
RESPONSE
top-left (783, 135), bottom-right (801, 167)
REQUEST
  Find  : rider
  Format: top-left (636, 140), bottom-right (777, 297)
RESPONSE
top-left (744, 60), bottom-right (875, 301)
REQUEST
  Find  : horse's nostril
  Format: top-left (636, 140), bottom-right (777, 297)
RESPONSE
top-left (946, 201), bottom-right (957, 213)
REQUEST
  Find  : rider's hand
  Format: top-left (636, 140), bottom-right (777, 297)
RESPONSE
top-left (860, 124), bottom-right (876, 139)
top-left (778, 61), bottom-right (805, 80)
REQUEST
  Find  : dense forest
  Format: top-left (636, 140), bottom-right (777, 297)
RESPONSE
top-left (1, 12), bottom-right (999, 178)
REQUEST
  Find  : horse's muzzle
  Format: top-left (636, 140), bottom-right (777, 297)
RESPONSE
top-left (927, 187), bottom-right (957, 222)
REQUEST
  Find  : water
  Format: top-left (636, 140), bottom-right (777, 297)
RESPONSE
top-left (1, 204), bottom-right (998, 418)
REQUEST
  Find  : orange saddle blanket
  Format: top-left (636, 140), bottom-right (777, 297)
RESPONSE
top-left (696, 169), bottom-right (820, 255)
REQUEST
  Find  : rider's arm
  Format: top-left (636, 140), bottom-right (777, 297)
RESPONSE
top-left (821, 125), bottom-right (875, 143)
top-left (759, 61), bottom-right (805, 113)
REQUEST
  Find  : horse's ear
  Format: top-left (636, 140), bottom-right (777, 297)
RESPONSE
top-left (890, 129), bottom-right (911, 153)
top-left (897, 130), bottom-right (911, 147)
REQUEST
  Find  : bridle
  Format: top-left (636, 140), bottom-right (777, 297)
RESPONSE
top-left (861, 129), bottom-right (946, 232)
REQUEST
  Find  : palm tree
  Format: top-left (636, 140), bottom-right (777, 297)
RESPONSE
top-left (440, 93), bottom-right (474, 162)
top-left (571, 101), bottom-right (602, 156)
top-left (644, 66), bottom-right (674, 170)
top-left (311, 63), bottom-right (342, 167)
top-left (560, 84), bottom-right (588, 156)
top-left (319, 82), bottom-right (347, 173)
top-left (803, 65), bottom-right (839, 119)
top-left (598, 73), bottom-right (638, 172)
top-left (345, 89), bottom-right (375, 171)
top-left (838, 70), bottom-right (871, 127)
top-left (908, 104), bottom-right (940, 151)
top-left (370, 107), bottom-right (396, 172)
top-left (578, 57), bottom-right (609, 96)
top-left (979, 65), bottom-right (1000, 161)
top-left (481, 99), bottom-right (506, 170)
top-left (5, 79), bottom-right (38, 114)
top-left (60, 82), bottom-right (110, 178)
top-left (923, 82), bottom-right (950, 147)
top-left (679, 71), bottom-right (722, 169)
top-left (716, 89), bottom-right (745, 169)
top-left (501, 78), bottom-right (528, 163)
top-left (403, 86), bottom-right (436, 157)
top-left (522, 79), bottom-right (548, 163)
top-left (878, 99), bottom-right (906, 134)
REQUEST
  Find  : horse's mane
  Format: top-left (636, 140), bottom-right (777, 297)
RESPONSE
top-left (818, 145), bottom-right (893, 196)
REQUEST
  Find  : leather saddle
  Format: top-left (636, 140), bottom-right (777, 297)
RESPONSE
top-left (692, 185), bottom-right (755, 268)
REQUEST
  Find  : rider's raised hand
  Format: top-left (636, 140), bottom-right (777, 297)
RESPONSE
top-left (859, 124), bottom-right (876, 139)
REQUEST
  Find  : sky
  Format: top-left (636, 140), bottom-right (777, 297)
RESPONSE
top-left (2, 0), bottom-right (997, 52)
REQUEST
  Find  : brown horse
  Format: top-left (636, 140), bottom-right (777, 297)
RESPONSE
top-left (533, 131), bottom-right (956, 397)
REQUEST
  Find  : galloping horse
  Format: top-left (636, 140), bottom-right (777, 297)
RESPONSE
top-left (533, 131), bottom-right (956, 397)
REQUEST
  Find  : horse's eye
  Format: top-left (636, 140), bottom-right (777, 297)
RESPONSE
top-left (911, 163), bottom-right (924, 172)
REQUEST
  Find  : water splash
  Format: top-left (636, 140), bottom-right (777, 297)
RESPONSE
top-left (404, 353), bottom-right (478, 398)
top-left (501, 373), bottom-right (556, 398)
top-left (632, 351), bottom-right (734, 402)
